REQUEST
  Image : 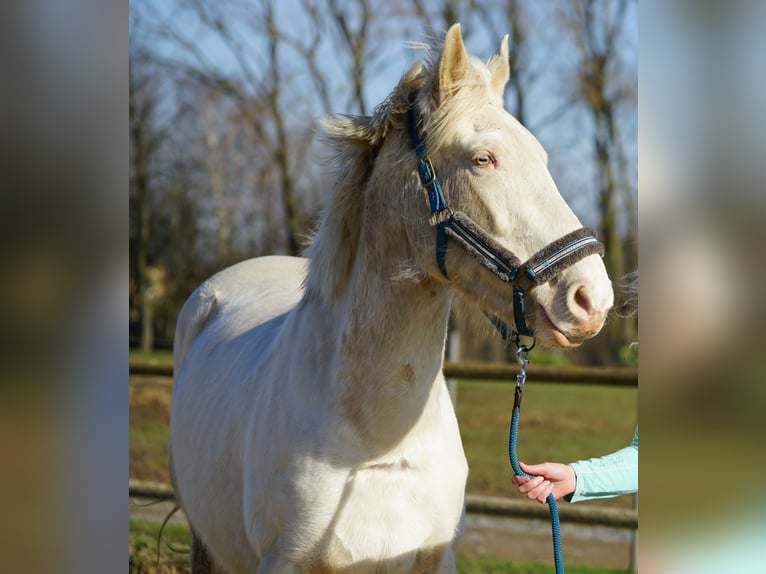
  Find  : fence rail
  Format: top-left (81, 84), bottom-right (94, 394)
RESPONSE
top-left (128, 479), bottom-right (637, 530)
top-left (129, 360), bottom-right (637, 387)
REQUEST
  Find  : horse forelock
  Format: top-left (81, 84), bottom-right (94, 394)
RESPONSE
top-left (418, 54), bottom-right (500, 158)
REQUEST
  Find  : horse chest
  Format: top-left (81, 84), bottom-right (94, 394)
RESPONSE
top-left (285, 458), bottom-right (467, 572)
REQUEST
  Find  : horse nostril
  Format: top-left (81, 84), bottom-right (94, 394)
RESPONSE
top-left (571, 285), bottom-right (593, 319)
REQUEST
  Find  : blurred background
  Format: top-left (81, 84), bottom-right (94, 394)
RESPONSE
top-left (1, 0), bottom-right (765, 572)
top-left (639, 0), bottom-right (766, 572)
top-left (129, 0), bottom-right (638, 366)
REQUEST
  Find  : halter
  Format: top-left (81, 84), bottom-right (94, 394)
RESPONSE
top-left (407, 96), bottom-right (604, 338)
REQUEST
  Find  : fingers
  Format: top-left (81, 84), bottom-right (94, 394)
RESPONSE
top-left (537, 481), bottom-right (554, 503)
top-left (515, 475), bottom-right (554, 504)
top-left (512, 474), bottom-right (531, 486)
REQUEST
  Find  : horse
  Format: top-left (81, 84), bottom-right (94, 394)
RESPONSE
top-left (168, 24), bottom-right (614, 574)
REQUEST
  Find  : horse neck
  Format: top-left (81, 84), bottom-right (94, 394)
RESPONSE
top-left (332, 215), bottom-right (453, 450)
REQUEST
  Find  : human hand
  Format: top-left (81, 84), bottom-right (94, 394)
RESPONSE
top-left (512, 461), bottom-right (577, 503)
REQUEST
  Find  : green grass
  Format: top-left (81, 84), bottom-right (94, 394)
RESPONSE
top-left (130, 417), bottom-right (172, 482)
top-left (456, 380), bottom-right (636, 508)
top-left (131, 348), bottom-right (174, 364)
top-left (457, 555), bottom-right (628, 573)
top-left (129, 382), bottom-right (173, 482)
top-left (130, 519), bottom-right (191, 573)
top-left (129, 520), bottom-right (627, 574)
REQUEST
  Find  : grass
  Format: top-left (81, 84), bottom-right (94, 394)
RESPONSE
top-left (129, 520), bottom-right (628, 574)
top-left (129, 383), bottom-right (175, 482)
top-left (456, 381), bottom-right (636, 508)
top-left (131, 348), bottom-right (174, 364)
top-left (456, 555), bottom-right (628, 574)
top-left (130, 520), bottom-right (191, 574)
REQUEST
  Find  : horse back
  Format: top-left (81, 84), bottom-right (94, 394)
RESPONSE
top-left (173, 255), bottom-right (308, 369)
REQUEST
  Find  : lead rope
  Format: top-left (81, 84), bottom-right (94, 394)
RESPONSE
top-left (509, 341), bottom-right (565, 574)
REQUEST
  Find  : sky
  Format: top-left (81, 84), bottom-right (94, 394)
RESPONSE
top-left (134, 0), bottom-right (637, 230)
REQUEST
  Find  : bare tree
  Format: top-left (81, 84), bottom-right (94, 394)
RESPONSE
top-left (559, 0), bottom-right (637, 355)
top-left (202, 88), bottom-right (235, 265)
top-left (326, 0), bottom-right (372, 114)
top-left (129, 47), bottom-right (166, 352)
top-left (141, 0), bottom-right (311, 255)
top-left (411, 0), bottom-right (462, 31)
top-left (473, 0), bottom-right (531, 125)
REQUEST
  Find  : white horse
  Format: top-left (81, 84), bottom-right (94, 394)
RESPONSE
top-left (169, 24), bottom-right (613, 574)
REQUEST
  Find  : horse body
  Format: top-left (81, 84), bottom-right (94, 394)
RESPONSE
top-left (170, 24), bottom-right (613, 573)
top-left (172, 254), bottom-right (466, 573)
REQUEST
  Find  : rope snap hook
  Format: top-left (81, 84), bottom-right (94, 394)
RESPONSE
top-left (515, 345), bottom-right (530, 389)
top-left (512, 331), bottom-right (535, 389)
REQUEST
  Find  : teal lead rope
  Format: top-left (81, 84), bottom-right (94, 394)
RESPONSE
top-left (509, 344), bottom-right (565, 574)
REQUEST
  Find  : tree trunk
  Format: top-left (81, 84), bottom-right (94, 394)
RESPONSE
top-left (265, 2), bottom-right (301, 256)
top-left (204, 93), bottom-right (232, 266)
top-left (131, 81), bottom-right (154, 354)
top-left (593, 107), bottom-right (627, 357)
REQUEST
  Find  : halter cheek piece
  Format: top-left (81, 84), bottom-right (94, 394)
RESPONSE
top-left (407, 96), bottom-right (605, 339)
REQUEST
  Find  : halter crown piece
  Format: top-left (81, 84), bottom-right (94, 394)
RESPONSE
top-left (407, 94), bottom-right (605, 339)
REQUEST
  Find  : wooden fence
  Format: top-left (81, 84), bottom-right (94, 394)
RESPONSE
top-left (129, 360), bottom-right (637, 387)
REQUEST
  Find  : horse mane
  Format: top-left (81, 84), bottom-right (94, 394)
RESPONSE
top-left (304, 35), bottom-right (504, 302)
top-left (303, 61), bottom-right (425, 302)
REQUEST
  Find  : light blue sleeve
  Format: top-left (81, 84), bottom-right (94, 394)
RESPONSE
top-left (565, 426), bottom-right (638, 503)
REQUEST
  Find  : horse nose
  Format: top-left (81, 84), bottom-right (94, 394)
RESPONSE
top-left (571, 285), bottom-right (592, 319)
top-left (567, 283), bottom-right (608, 334)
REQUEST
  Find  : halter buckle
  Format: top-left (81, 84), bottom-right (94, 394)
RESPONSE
top-left (418, 158), bottom-right (437, 188)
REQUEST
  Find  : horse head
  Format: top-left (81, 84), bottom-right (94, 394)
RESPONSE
top-left (316, 24), bottom-right (613, 349)
top-left (406, 24), bottom-right (614, 348)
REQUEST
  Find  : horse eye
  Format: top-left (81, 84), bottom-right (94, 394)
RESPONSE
top-left (473, 153), bottom-right (494, 167)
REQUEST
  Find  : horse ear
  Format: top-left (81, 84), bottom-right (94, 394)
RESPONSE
top-left (487, 34), bottom-right (510, 96)
top-left (438, 23), bottom-right (468, 101)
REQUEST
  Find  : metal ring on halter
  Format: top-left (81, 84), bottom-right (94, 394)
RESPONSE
top-left (511, 331), bottom-right (536, 353)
